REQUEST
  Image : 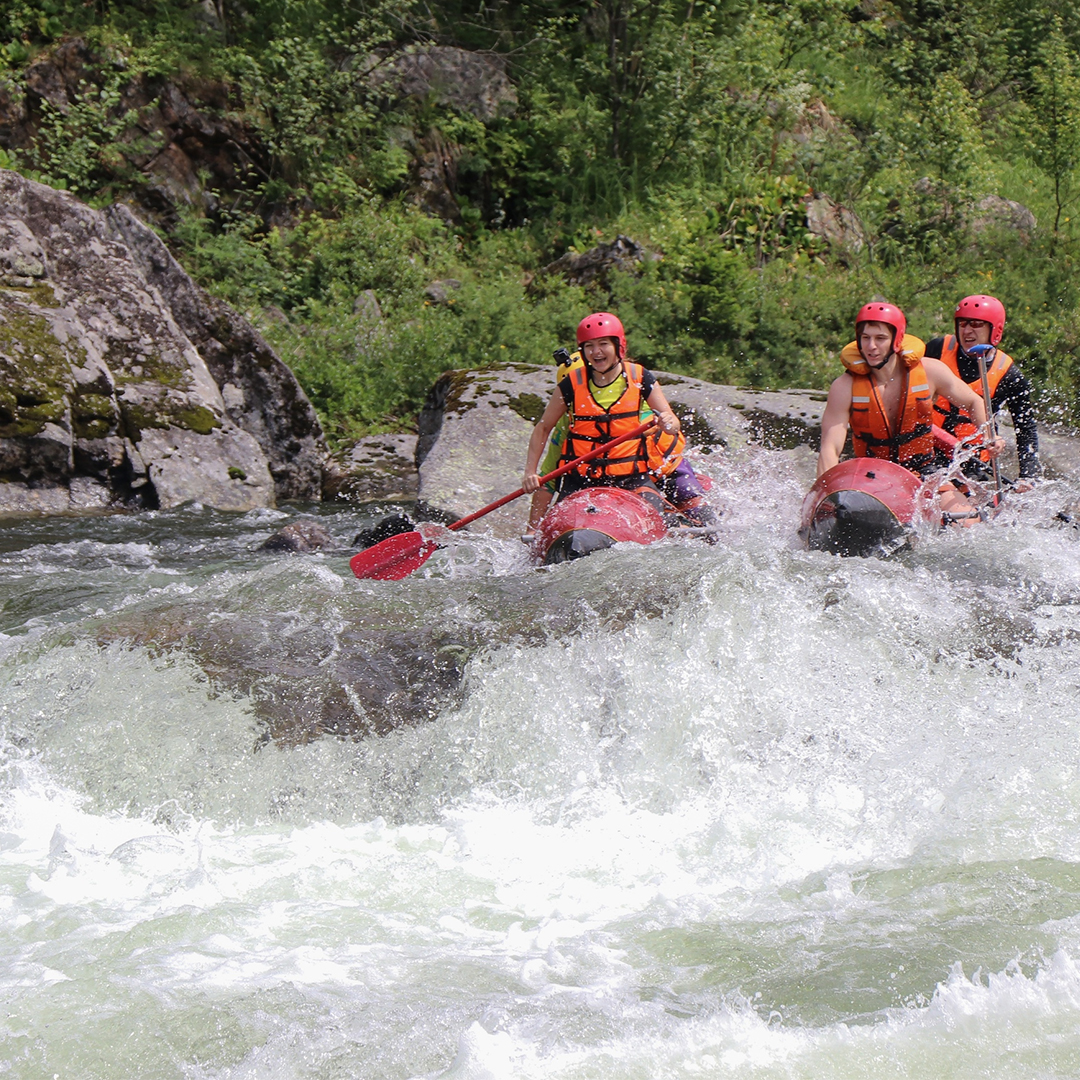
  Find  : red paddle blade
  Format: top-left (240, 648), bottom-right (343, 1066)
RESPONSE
top-left (350, 531), bottom-right (440, 581)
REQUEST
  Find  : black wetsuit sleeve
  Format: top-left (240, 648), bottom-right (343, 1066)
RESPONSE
top-left (924, 336), bottom-right (946, 360)
top-left (994, 366), bottom-right (1041, 478)
top-left (559, 376), bottom-right (574, 410)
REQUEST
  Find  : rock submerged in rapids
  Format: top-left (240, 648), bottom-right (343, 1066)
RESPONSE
top-left (259, 520), bottom-right (335, 553)
top-left (93, 557), bottom-right (696, 743)
top-left (0, 169), bottom-right (326, 514)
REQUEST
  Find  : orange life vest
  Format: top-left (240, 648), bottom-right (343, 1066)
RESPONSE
top-left (841, 337), bottom-right (935, 474)
top-left (931, 336), bottom-right (1013, 451)
top-left (561, 361), bottom-right (660, 479)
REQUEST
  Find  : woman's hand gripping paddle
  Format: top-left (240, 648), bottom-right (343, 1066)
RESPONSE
top-left (350, 419), bottom-right (659, 581)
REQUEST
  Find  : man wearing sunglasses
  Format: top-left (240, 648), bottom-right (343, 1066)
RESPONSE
top-left (925, 294), bottom-right (1041, 486)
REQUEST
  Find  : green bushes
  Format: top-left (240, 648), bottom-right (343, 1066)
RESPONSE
top-left (4, 0), bottom-right (1080, 438)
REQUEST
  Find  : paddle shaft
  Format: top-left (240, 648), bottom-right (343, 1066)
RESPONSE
top-left (974, 346), bottom-right (1003, 506)
top-left (445, 419), bottom-right (657, 532)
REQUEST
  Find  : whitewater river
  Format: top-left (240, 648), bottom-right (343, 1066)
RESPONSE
top-left (3, 450), bottom-right (1080, 1078)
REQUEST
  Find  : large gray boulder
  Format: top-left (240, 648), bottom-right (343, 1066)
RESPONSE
top-left (407, 364), bottom-right (828, 535)
top-left (0, 169), bottom-right (326, 513)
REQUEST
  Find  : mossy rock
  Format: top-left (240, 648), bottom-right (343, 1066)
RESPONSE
top-left (72, 392), bottom-right (117, 422)
top-left (0, 418), bottom-right (51, 438)
top-left (440, 369), bottom-right (479, 416)
top-left (120, 396), bottom-right (221, 442)
top-left (0, 305), bottom-right (78, 401)
top-left (74, 417), bottom-right (112, 439)
top-left (108, 342), bottom-right (191, 390)
top-left (174, 405), bottom-right (221, 435)
top-left (71, 392), bottom-right (119, 440)
top-left (0, 301), bottom-right (80, 439)
top-left (0, 282), bottom-right (60, 308)
top-left (21, 401), bottom-right (65, 424)
top-left (507, 391), bottom-right (545, 423)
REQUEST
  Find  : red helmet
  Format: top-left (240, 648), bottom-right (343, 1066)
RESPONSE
top-left (855, 302), bottom-right (906, 354)
top-left (577, 312), bottom-right (627, 359)
top-left (954, 294), bottom-right (1005, 346)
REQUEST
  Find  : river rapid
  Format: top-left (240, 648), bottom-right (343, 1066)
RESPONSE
top-left (3, 450), bottom-right (1080, 1078)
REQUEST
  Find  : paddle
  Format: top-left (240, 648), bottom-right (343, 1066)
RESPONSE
top-left (968, 343), bottom-right (1004, 507)
top-left (932, 424), bottom-right (958, 453)
top-left (350, 419), bottom-right (658, 581)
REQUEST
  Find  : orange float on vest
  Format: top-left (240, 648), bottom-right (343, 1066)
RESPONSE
top-left (841, 336), bottom-right (934, 474)
top-left (931, 335), bottom-right (1013, 455)
top-left (645, 426), bottom-right (686, 477)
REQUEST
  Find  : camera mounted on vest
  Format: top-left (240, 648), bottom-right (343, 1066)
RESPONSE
top-left (552, 347), bottom-right (572, 367)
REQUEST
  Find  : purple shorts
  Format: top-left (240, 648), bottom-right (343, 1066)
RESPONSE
top-left (663, 459), bottom-right (707, 506)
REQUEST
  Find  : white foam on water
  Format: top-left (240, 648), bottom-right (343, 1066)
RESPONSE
top-left (2, 493), bottom-right (1080, 1077)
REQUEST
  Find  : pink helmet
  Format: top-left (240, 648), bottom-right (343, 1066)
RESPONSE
top-left (855, 301), bottom-right (906, 354)
top-left (955, 294), bottom-right (1005, 346)
top-left (577, 312), bottom-right (627, 359)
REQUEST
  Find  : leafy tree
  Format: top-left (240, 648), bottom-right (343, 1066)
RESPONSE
top-left (1027, 18), bottom-right (1080, 243)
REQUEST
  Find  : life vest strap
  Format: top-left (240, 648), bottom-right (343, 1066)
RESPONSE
top-left (858, 422), bottom-right (932, 450)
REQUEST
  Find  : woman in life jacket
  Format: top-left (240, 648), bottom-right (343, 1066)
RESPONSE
top-left (816, 301), bottom-right (1004, 519)
top-left (522, 312), bottom-right (694, 532)
top-left (924, 294), bottom-right (1041, 487)
top-left (524, 339), bottom-right (713, 536)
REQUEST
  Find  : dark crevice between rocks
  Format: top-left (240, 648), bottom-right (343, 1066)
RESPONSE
top-left (416, 373), bottom-right (452, 468)
top-left (115, 456), bottom-right (160, 510)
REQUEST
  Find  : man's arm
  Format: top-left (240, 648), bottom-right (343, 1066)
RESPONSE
top-left (923, 358), bottom-right (988, 426)
top-left (998, 367), bottom-right (1041, 478)
top-left (817, 374), bottom-right (853, 477)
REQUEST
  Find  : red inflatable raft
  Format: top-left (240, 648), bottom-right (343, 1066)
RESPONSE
top-left (799, 458), bottom-right (934, 557)
top-left (534, 486), bottom-right (669, 565)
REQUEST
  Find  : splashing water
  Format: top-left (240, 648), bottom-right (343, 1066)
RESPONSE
top-left (2, 455), bottom-right (1080, 1078)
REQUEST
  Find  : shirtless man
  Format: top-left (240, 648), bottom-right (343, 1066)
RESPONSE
top-left (817, 302), bottom-right (1002, 515)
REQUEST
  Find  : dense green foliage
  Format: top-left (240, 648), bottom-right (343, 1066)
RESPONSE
top-left (4, 0), bottom-right (1080, 440)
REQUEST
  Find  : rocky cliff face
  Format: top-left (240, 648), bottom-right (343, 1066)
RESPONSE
top-left (0, 39), bottom-right (271, 228)
top-left (0, 169), bottom-right (325, 513)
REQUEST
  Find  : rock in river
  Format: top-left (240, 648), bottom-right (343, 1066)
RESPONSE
top-left (0, 169), bottom-right (326, 513)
